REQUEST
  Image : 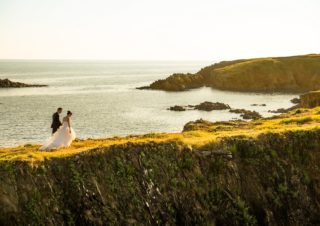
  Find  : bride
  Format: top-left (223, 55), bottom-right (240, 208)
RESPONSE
top-left (40, 111), bottom-right (76, 151)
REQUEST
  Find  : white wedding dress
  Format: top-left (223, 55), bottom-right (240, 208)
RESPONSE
top-left (40, 119), bottom-right (76, 151)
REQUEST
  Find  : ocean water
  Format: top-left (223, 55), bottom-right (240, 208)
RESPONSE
top-left (0, 60), bottom-right (298, 147)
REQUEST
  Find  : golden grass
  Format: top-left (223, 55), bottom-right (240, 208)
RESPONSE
top-left (215, 58), bottom-right (280, 73)
top-left (214, 55), bottom-right (320, 75)
top-left (2, 107), bottom-right (320, 162)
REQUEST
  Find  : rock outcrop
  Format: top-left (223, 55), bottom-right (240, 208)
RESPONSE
top-left (290, 98), bottom-right (301, 104)
top-left (141, 54), bottom-right (320, 93)
top-left (144, 73), bottom-right (205, 92)
top-left (0, 78), bottom-right (47, 88)
top-left (168, 102), bottom-right (231, 112)
top-left (167, 102), bottom-right (260, 120)
top-left (268, 108), bottom-right (288, 114)
top-left (300, 91), bottom-right (320, 108)
top-left (251, 104), bottom-right (266, 106)
top-left (167, 105), bottom-right (186, 111)
top-left (194, 101), bottom-right (230, 111)
top-left (229, 109), bottom-right (262, 120)
top-left (182, 119), bottom-right (216, 131)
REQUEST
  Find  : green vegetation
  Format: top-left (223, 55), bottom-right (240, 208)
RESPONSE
top-left (281, 116), bottom-right (313, 124)
top-left (1, 108), bottom-right (320, 225)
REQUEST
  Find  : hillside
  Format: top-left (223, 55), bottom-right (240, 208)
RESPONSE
top-left (1, 108), bottom-right (320, 225)
top-left (144, 54), bottom-right (320, 92)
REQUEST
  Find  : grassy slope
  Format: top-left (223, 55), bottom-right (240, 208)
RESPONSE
top-left (149, 54), bottom-right (320, 92)
top-left (1, 107), bottom-right (320, 162)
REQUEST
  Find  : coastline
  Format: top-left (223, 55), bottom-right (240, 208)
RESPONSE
top-left (1, 106), bottom-right (320, 162)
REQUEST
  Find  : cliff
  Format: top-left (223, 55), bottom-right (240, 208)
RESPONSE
top-left (300, 91), bottom-right (320, 108)
top-left (145, 54), bottom-right (320, 92)
top-left (0, 78), bottom-right (47, 88)
top-left (1, 108), bottom-right (320, 225)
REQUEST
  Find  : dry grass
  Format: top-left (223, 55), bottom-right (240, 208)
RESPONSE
top-left (2, 107), bottom-right (320, 162)
top-left (215, 54), bottom-right (320, 74)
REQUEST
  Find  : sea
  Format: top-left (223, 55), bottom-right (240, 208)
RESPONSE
top-left (0, 60), bottom-right (298, 147)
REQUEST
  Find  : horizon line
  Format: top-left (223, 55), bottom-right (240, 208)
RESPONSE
top-left (0, 52), bottom-right (318, 62)
top-left (0, 58), bottom-right (214, 62)
top-left (0, 51), bottom-right (320, 62)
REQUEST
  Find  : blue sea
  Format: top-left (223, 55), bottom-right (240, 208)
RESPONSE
top-left (0, 60), bottom-right (298, 147)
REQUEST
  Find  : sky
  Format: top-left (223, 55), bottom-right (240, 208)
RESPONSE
top-left (0, 0), bottom-right (319, 61)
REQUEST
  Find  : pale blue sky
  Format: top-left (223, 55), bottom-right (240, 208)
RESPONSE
top-left (0, 0), bottom-right (319, 60)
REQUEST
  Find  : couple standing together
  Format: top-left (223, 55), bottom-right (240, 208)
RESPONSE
top-left (40, 107), bottom-right (76, 151)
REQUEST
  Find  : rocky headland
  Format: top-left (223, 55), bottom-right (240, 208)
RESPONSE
top-left (139, 54), bottom-right (320, 93)
top-left (0, 78), bottom-right (47, 88)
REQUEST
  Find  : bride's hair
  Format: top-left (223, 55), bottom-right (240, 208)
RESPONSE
top-left (67, 111), bottom-right (72, 116)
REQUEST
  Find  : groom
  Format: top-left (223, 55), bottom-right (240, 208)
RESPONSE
top-left (51, 107), bottom-right (62, 134)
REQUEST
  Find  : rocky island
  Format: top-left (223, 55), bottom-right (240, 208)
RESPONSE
top-left (229, 108), bottom-right (262, 120)
top-left (167, 101), bottom-right (261, 119)
top-left (140, 54), bottom-right (320, 93)
top-left (0, 78), bottom-right (47, 88)
top-left (168, 101), bottom-right (231, 111)
top-left (1, 104), bottom-right (320, 225)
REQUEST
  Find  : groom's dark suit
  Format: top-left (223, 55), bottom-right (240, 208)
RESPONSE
top-left (51, 112), bottom-right (62, 134)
